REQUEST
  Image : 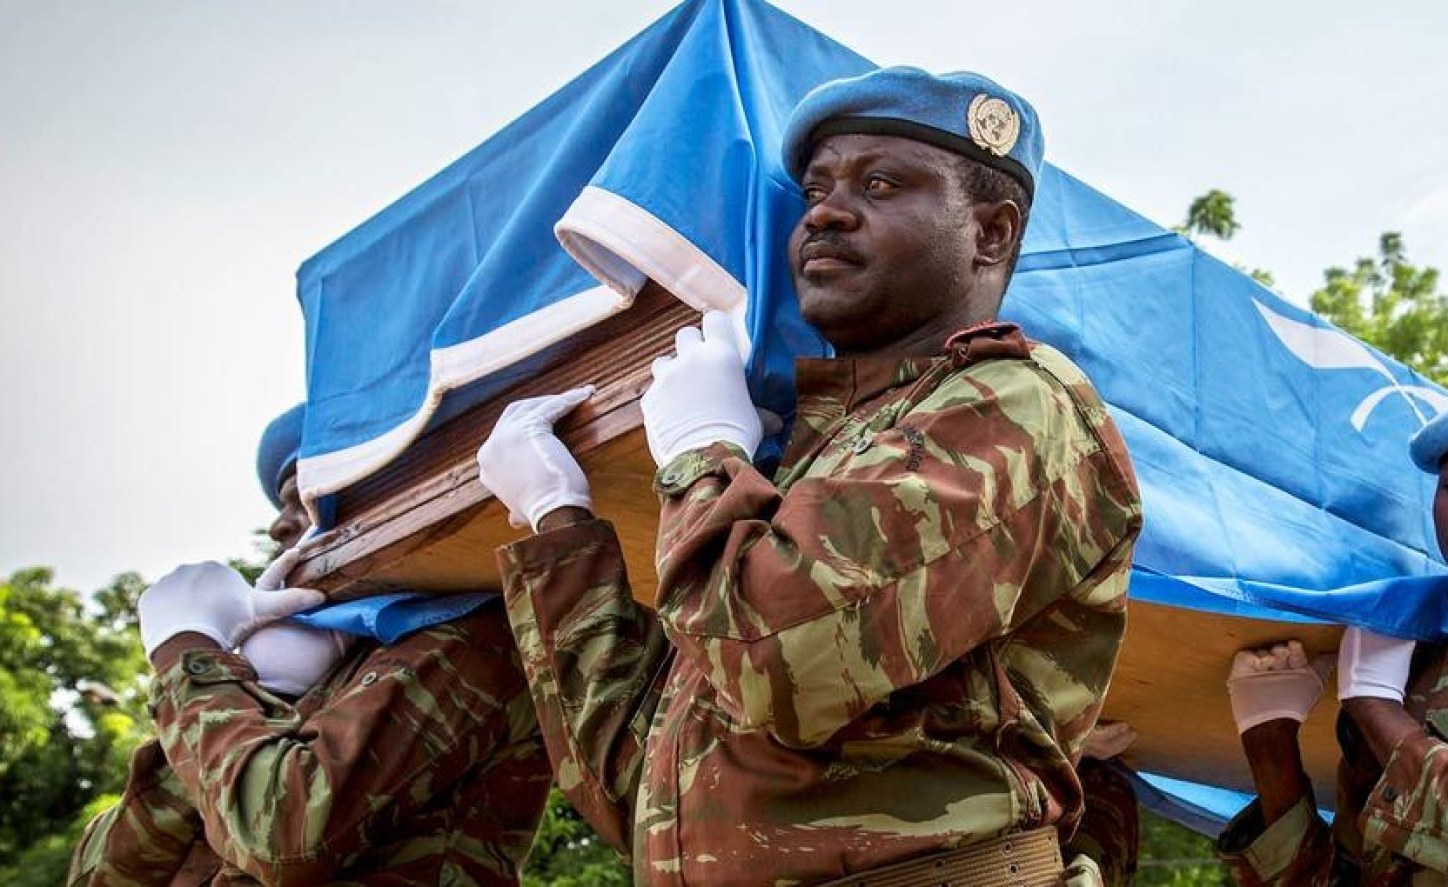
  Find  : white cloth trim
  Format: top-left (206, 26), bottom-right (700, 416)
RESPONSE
top-left (296, 284), bottom-right (626, 519)
top-left (556, 185), bottom-right (752, 359)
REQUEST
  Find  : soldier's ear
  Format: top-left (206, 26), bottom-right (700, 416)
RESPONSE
top-left (972, 200), bottom-right (1021, 268)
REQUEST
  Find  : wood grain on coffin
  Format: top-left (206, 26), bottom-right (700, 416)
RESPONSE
top-left (1106, 602), bottom-right (1343, 805)
top-left (354, 428), bottom-right (664, 602)
top-left (291, 282), bottom-right (693, 598)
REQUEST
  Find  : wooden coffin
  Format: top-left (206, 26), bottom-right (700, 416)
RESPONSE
top-left (292, 280), bottom-right (1343, 805)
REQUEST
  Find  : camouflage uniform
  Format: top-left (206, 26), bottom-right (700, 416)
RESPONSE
top-left (1066, 759), bottom-right (1139, 887)
top-left (1218, 643), bottom-right (1448, 885)
top-left (68, 603), bottom-right (551, 886)
top-left (501, 323), bottom-right (1143, 885)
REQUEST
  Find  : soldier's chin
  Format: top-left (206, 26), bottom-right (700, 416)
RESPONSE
top-left (799, 287), bottom-right (855, 326)
top-left (799, 290), bottom-right (863, 338)
top-left (803, 310), bottom-right (867, 353)
top-left (799, 301), bottom-right (840, 342)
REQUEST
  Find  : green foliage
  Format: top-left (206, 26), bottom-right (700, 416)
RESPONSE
top-left (1138, 809), bottom-right (1229, 885)
top-left (1247, 267), bottom-right (1275, 288)
top-left (1176, 189), bottom-right (1274, 285)
top-left (0, 568), bottom-right (149, 871)
top-left (1180, 190), bottom-right (1448, 384)
top-left (523, 789), bottom-right (631, 886)
top-left (1310, 232), bottom-right (1448, 385)
top-left (0, 793), bottom-right (119, 887)
top-left (1178, 189), bottom-right (1241, 240)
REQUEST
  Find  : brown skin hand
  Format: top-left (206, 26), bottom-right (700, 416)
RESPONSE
top-left (1240, 719), bottom-right (1314, 825)
top-left (787, 133), bottom-right (1022, 358)
top-left (1242, 461), bottom-right (1448, 823)
top-left (1342, 698), bottom-right (1423, 766)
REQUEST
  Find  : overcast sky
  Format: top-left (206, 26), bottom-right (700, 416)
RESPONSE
top-left (3, 1), bottom-right (1446, 593)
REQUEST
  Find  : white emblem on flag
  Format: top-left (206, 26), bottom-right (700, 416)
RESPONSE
top-left (1254, 299), bottom-right (1448, 430)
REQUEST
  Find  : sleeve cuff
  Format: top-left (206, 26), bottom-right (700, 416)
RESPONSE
top-left (653, 442), bottom-right (750, 497)
top-left (154, 649), bottom-right (258, 693)
top-left (1362, 729), bottom-right (1441, 834)
top-left (1217, 796), bottom-right (1322, 881)
top-left (499, 518), bottom-right (620, 578)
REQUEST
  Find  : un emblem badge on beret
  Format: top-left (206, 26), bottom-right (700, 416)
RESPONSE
top-left (966, 94), bottom-right (1020, 157)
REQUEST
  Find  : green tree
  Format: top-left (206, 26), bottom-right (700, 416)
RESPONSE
top-left (0, 568), bottom-right (150, 874)
top-left (1179, 189), bottom-right (1241, 241)
top-left (1138, 810), bottom-right (1229, 885)
top-left (1310, 232), bottom-right (1448, 385)
top-left (1176, 189), bottom-right (1274, 287)
top-left (0, 545), bottom-right (281, 886)
top-left (523, 789), bottom-right (630, 886)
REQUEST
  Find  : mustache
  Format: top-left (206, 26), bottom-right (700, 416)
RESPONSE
top-left (798, 231), bottom-right (863, 265)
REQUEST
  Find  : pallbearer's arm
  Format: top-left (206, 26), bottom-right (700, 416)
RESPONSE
top-left (499, 515), bottom-right (672, 854)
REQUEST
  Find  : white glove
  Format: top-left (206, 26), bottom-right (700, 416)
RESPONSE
top-left (138, 561), bottom-right (325, 659)
top-left (641, 310), bottom-right (762, 466)
top-left (255, 541), bottom-right (306, 591)
top-left (476, 387), bottom-right (595, 531)
top-left (1338, 626), bottom-right (1416, 702)
top-left (1226, 640), bottom-right (1333, 734)
top-left (240, 622), bottom-right (351, 697)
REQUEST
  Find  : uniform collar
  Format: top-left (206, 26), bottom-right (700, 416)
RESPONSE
top-left (794, 322), bottom-right (1026, 411)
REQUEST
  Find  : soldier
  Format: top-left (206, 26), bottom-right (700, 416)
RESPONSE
top-left (1218, 411), bottom-right (1448, 884)
top-left (69, 405), bottom-right (550, 886)
top-left (478, 67), bottom-right (1143, 885)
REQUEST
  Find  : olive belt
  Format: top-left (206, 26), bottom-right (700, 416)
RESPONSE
top-left (817, 827), bottom-right (1064, 887)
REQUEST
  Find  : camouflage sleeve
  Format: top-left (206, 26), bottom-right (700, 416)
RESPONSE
top-left (1216, 796), bottom-right (1336, 886)
top-left (651, 360), bottom-right (1139, 748)
top-left (151, 609), bottom-right (533, 886)
top-left (67, 738), bottom-right (212, 886)
top-left (1360, 728), bottom-right (1448, 872)
top-left (499, 518), bottom-right (672, 855)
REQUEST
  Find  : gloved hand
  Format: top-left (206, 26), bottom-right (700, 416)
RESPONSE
top-left (138, 561), bottom-right (325, 659)
top-left (476, 386), bottom-right (595, 531)
top-left (240, 622), bottom-right (351, 697)
top-left (255, 541), bottom-right (306, 591)
top-left (642, 310), bottom-right (761, 466)
top-left (1226, 640), bottom-right (1333, 734)
top-left (1338, 626), bottom-right (1416, 702)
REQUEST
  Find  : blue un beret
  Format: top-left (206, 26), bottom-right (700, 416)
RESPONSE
top-left (1410, 411), bottom-right (1448, 474)
top-left (781, 67), bottom-right (1044, 200)
top-left (256, 403), bottom-right (305, 509)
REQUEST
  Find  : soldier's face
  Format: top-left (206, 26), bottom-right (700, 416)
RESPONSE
top-left (268, 472), bottom-right (309, 554)
top-left (788, 134), bottom-right (979, 354)
top-left (1434, 461), bottom-right (1448, 560)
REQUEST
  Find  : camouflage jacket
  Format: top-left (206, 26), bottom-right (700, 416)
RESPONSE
top-left (1218, 643), bottom-right (1448, 885)
top-left (501, 323), bottom-right (1142, 886)
top-left (67, 602), bottom-right (550, 886)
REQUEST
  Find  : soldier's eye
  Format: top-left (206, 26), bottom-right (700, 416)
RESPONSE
top-left (864, 175), bottom-right (897, 195)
